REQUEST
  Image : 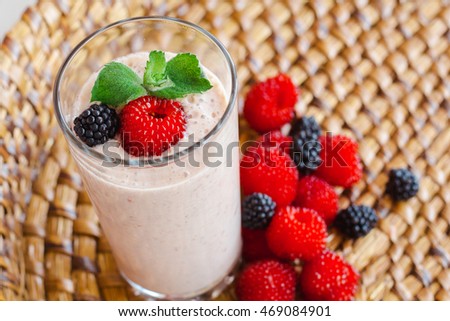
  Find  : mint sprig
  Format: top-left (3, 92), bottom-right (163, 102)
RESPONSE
top-left (144, 52), bottom-right (212, 99)
top-left (143, 51), bottom-right (168, 87)
top-left (90, 62), bottom-right (147, 106)
top-left (90, 51), bottom-right (213, 106)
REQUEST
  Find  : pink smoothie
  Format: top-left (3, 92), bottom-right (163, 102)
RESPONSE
top-left (70, 52), bottom-right (241, 298)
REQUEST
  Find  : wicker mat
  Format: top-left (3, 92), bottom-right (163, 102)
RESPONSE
top-left (1, 0), bottom-right (449, 301)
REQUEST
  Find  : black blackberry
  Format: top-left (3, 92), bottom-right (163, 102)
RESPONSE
top-left (289, 116), bottom-right (322, 141)
top-left (386, 168), bottom-right (419, 201)
top-left (289, 116), bottom-right (322, 175)
top-left (74, 104), bottom-right (119, 147)
top-left (335, 205), bottom-right (378, 239)
top-left (242, 193), bottom-right (276, 229)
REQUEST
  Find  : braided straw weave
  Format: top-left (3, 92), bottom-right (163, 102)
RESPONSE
top-left (1, 0), bottom-right (449, 301)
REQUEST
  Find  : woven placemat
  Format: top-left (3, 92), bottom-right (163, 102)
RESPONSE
top-left (1, 0), bottom-right (449, 301)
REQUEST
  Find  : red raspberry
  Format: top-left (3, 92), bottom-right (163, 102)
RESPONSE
top-left (244, 74), bottom-right (298, 133)
top-left (242, 228), bottom-right (276, 262)
top-left (240, 146), bottom-right (298, 207)
top-left (299, 250), bottom-right (360, 301)
top-left (266, 206), bottom-right (327, 261)
top-left (236, 260), bottom-right (296, 301)
top-left (315, 134), bottom-right (362, 188)
top-left (294, 176), bottom-right (338, 225)
top-left (256, 130), bottom-right (293, 155)
top-left (120, 96), bottom-right (186, 156)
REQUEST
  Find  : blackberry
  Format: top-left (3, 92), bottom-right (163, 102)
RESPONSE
top-left (242, 193), bottom-right (276, 229)
top-left (289, 116), bottom-right (322, 141)
top-left (386, 168), bottom-right (419, 201)
top-left (335, 205), bottom-right (378, 239)
top-left (74, 104), bottom-right (119, 147)
top-left (289, 116), bottom-right (322, 175)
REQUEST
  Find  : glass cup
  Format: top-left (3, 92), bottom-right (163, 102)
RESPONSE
top-left (53, 17), bottom-right (240, 300)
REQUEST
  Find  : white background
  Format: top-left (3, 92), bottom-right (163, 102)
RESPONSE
top-left (0, 0), bottom-right (36, 40)
top-left (0, 301), bottom-right (448, 320)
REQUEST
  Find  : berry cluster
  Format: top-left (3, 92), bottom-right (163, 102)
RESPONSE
top-left (238, 74), bottom-right (420, 301)
top-left (239, 74), bottom-right (362, 301)
top-left (74, 96), bottom-right (187, 157)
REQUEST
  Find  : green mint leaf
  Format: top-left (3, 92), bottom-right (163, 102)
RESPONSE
top-left (148, 53), bottom-right (213, 99)
top-left (90, 62), bottom-right (146, 107)
top-left (143, 51), bottom-right (167, 87)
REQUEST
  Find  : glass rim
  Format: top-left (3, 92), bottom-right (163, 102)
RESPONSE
top-left (53, 16), bottom-right (238, 166)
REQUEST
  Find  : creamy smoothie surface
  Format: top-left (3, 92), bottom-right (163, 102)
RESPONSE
top-left (70, 52), bottom-right (241, 297)
top-left (73, 52), bottom-right (226, 160)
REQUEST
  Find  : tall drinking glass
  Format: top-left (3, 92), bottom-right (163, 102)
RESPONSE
top-left (53, 17), bottom-right (240, 300)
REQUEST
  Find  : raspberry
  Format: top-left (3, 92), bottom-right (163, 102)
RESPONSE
top-left (294, 176), bottom-right (338, 225)
top-left (315, 134), bottom-right (362, 188)
top-left (236, 260), bottom-right (296, 301)
top-left (299, 250), bottom-right (360, 301)
top-left (289, 116), bottom-right (322, 175)
top-left (256, 130), bottom-right (293, 155)
top-left (266, 206), bottom-right (327, 261)
top-left (242, 228), bottom-right (276, 262)
top-left (120, 96), bottom-right (186, 156)
top-left (73, 104), bottom-right (119, 147)
top-left (242, 193), bottom-right (276, 229)
top-left (335, 205), bottom-right (378, 238)
top-left (243, 74), bottom-right (298, 133)
top-left (386, 168), bottom-right (419, 201)
top-left (240, 146), bottom-right (298, 207)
